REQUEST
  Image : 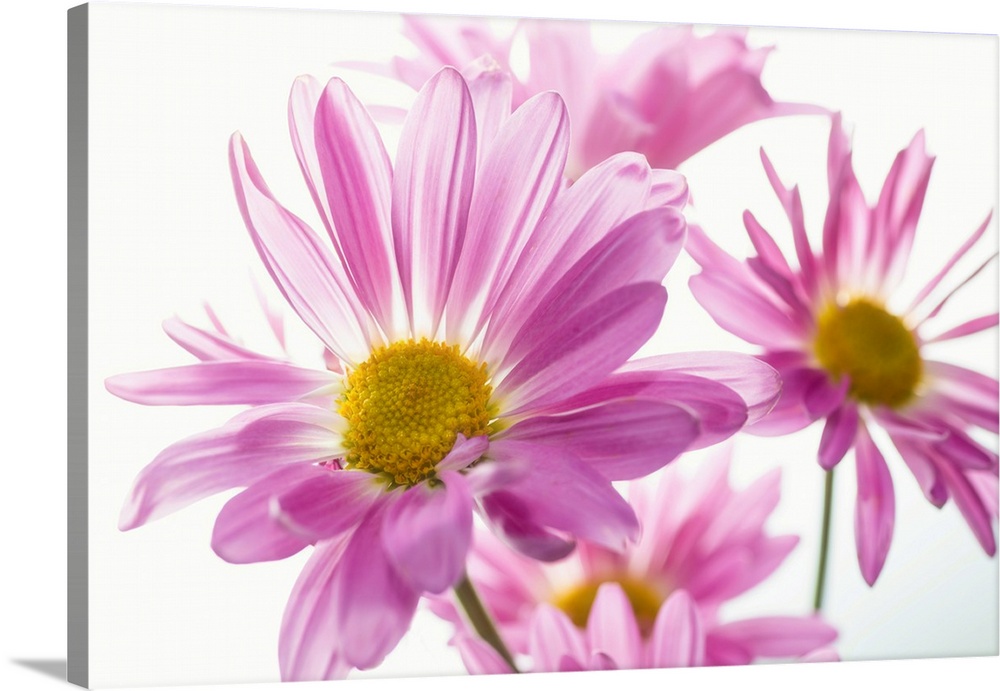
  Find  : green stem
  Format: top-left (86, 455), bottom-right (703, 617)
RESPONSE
top-left (813, 468), bottom-right (835, 612)
top-left (453, 573), bottom-right (519, 673)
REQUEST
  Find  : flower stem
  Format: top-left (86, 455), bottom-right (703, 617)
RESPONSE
top-left (453, 573), bottom-right (519, 673)
top-left (813, 469), bottom-right (835, 612)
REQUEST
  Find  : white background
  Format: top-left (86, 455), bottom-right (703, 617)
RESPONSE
top-left (1, 1), bottom-right (999, 690)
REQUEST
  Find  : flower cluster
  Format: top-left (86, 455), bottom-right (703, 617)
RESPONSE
top-left (106, 14), bottom-right (997, 683)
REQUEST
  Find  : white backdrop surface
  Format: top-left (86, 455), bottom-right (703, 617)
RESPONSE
top-left (1, 1), bottom-right (998, 691)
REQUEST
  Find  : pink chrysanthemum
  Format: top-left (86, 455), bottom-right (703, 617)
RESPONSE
top-left (385, 16), bottom-right (825, 177)
top-left (106, 65), bottom-right (780, 680)
top-left (431, 448), bottom-right (838, 673)
top-left (688, 114), bottom-right (999, 585)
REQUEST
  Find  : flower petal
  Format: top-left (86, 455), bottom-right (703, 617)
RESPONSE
top-left (501, 398), bottom-right (699, 480)
top-left (874, 129), bottom-right (935, 290)
top-left (496, 206), bottom-right (685, 372)
top-left (528, 604), bottom-right (589, 673)
top-left (649, 590), bottom-right (704, 668)
top-left (381, 472), bottom-right (474, 594)
top-left (447, 91), bottom-right (569, 345)
top-left (486, 439), bottom-right (639, 552)
top-left (818, 403), bottom-right (859, 470)
top-left (278, 536), bottom-right (353, 681)
top-left (550, 370), bottom-right (748, 451)
top-left (229, 132), bottom-right (374, 362)
top-left (450, 631), bottom-right (512, 675)
top-left (936, 457), bottom-right (997, 556)
top-left (854, 423), bottom-right (896, 585)
top-left (707, 616), bottom-right (838, 661)
top-left (461, 56), bottom-right (513, 164)
top-left (437, 433), bottom-right (490, 473)
top-left (118, 403), bottom-right (339, 530)
top-left (333, 510), bottom-right (421, 669)
top-left (162, 316), bottom-right (270, 362)
top-left (211, 463), bottom-right (322, 564)
top-left (585, 583), bottom-right (643, 669)
top-left (624, 351), bottom-right (781, 426)
top-left (314, 78), bottom-right (398, 335)
top-left (478, 491), bottom-right (576, 562)
top-left (497, 283), bottom-right (667, 415)
top-left (482, 152), bottom-right (654, 357)
top-left (274, 467), bottom-right (383, 541)
top-left (105, 360), bottom-right (336, 406)
top-left (391, 67), bottom-right (477, 335)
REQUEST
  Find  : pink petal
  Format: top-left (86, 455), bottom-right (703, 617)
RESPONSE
top-left (447, 91), bottom-right (569, 345)
top-left (891, 437), bottom-right (949, 508)
top-left (803, 374), bottom-right (849, 419)
top-left (800, 647), bottom-right (841, 663)
top-left (936, 457), bottom-right (997, 556)
top-left (907, 212), bottom-right (992, 313)
top-left (278, 536), bottom-right (352, 681)
top-left (162, 316), bottom-right (270, 362)
top-left (917, 252), bottom-right (998, 326)
top-left (854, 423), bottom-right (896, 585)
top-left (497, 283), bottom-right (666, 415)
top-left (486, 439), bottom-right (639, 552)
top-left (314, 78), bottom-right (398, 335)
top-left (689, 272), bottom-right (804, 349)
top-left (478, 491), bottom-right (576, 562)
top-left (500, 398), bottom-right (699, 481)
top-left (229, 132), bottom-right (374, 362)
top-left (211, 463), bottom-right (320, 564)
top-left (273, 467), bottom-right (383, 541)
top-left (461, 56), bottom-right (513, 164)
top-left (118, 403), bottom-right (339, 530)
top-left (925, 361), bottom-right (999, 423)
top-left (698, 535), bottom-right (799, 604)
top-left (585, 583), bottom-right (643, 669)
top-left (821, 139), bottom-right (871, 289)
top-left (874, 129), bottom-right (935, 290)
top-left (624, 351), bottom-right (782, 425)
top-left (381, 472), bottom-right (474, 594)
top-left (482, 152), bottom-right (654, 359)
top-left (106, 360), bottom-right (336, 406)
top-left (759, 149), bottom-right (819, 297)
top-left (451, 631), bottom-right (512, 675)
top-left (551, 370), bottom-right (747, 451)
top-left (497, 206), bottom-right (685, 372)
top-left (436, 433), bottom-right (490, 473)
top-left (818, 403), bottom-right (859, 470)
top-left (333, 511), bottom-right (421, 668)
top-left (649, 590), bottom-right (704, 668)
top-left (926, 313), bottom-right (1000, 343)
top-left (649, 168), bottom-right (689, 208)
top-left (870, 409), bottom-right (948, 442)
top-left (528, 604), bottom-right (588, 673)
top-left (249, 275), bottom-right (287, 351)
top-left (391, 67), bottom-right (477, 335)
top-left (707, 616), bottom-right (838, 661)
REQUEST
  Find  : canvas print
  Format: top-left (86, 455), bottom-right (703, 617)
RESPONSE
top-left (70, 2), bottom-right (998, 688)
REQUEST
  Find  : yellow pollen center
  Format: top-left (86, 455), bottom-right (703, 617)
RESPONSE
top-left (338, 339), bottom-right (493, 487)
top-left (814, 298), bottom-right (922, 408)
top-left (552, 576), bottom-right (665, 637)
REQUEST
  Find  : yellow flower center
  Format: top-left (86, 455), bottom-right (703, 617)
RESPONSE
top-left (552, 576), bottom-right (665, 637)
top-left (813, 298), bottom-right (922, 408)
top-left (338, 339), bottom-right (494, 487)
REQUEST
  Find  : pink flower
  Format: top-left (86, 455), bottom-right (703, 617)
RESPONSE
top-left (688, 114), bottom-right (999, 584)
top-left (106, 65), bottom-right (780, 680)
top-left (388, 16), bottom-right (825, 177)
top-left (431, 448), bottom-right (837, 673)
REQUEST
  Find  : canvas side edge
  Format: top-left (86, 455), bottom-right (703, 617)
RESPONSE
top-left (68, 3), bottom-right (89, 688)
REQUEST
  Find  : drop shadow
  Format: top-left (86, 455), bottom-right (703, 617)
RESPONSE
top-left (10, 658), bottom-right (67, 682)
